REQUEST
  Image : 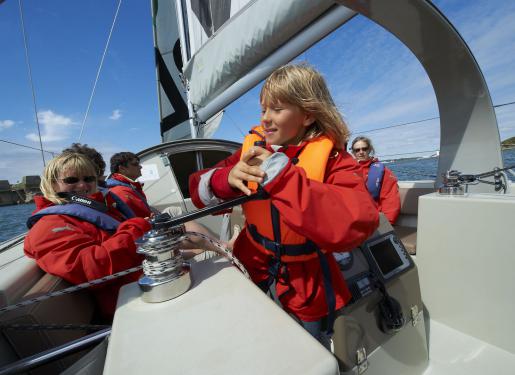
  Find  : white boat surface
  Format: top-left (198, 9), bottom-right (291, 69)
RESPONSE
top-left (1, 0), bottom-right (515, 374)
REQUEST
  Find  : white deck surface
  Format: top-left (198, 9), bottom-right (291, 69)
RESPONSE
top-left (424, 319), bottom-right (515, 375)
top-left (104, 257), bottom-right (338, 375)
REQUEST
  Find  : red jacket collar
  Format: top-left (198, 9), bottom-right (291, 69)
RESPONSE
top-left (111, 173), bottom-right (143, 189)
top-left (359, 157), bottom-right (379, 168)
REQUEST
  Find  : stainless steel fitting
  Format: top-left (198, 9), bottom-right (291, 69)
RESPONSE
top-left (136, 220), bottom-right (192, 303)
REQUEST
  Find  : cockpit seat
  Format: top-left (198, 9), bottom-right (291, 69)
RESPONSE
top-left (392, 225), bottom-right (417, 254)
top-left (392, 184), bottom-right (435, 255)
top-left (1, 271), bottom-right (95, 374)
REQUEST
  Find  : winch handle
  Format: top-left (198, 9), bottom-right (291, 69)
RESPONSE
top-left (152, 186), bottom-right (269, 230)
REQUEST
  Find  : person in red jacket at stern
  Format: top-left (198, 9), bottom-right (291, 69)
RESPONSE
top-left (189, 63), bottom-right (379, 348)
top-left (106, 152), bottom-right (153, 218)
top-left (351, 136), bottom-right (401, 224)
top-left (24, 153), bottom-right (151, 321)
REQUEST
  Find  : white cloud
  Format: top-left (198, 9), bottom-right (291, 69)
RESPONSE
top-left (26, 110), bottom-right (75, 142)
top-left (109, 109), bottom-right (122, 120)
top-left (0, 119), bottom-right (15, 130)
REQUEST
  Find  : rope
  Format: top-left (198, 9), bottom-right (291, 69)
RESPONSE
top-left (0, 139), bottom-right (55, 156)
top-left (0, 265), bottom-right (142, 315)
top-left (18, 0), bottom-right (45, 167)
top-left (180, 231), bottom-right (251, 279)
top-left (78, 0), bottom-right (123, 141)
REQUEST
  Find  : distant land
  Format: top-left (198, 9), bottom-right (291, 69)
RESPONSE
top-left (502, 137), bottom-right (515, 149)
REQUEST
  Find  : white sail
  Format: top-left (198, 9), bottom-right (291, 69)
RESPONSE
top-left (156, 0), bottom-right (354, 138)
top-left (199, 110), bottom-right (224, 138)
top-left (182, 0), bottom-right (337, 109)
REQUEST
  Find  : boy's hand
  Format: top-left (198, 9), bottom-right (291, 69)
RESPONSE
top-left (228, 147), bottom-right (271, 195)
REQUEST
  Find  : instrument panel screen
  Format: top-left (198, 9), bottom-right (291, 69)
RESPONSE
top-left (369, 239), bottom-right (403, 276)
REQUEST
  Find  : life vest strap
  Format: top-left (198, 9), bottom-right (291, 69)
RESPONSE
top-left (316, 248), bottom-right (336, 335)
top-left (247, 224), bottom-right (318, 258)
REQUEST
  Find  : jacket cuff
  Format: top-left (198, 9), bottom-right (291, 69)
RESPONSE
top-left (198, 169), bottom-right (224, 206)
top-left (260, 152), bottom-right (289, 186)
top-left (211, 167), bottom-right (241, 199)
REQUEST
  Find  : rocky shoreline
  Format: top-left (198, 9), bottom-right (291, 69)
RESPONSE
top-left (0, 176), bottom-right (41, 206)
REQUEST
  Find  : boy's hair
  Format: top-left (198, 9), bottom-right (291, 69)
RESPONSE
top-left (110, 152), bottom-right (139, 174)
top-left (260, 63), bottom-right (349, 150)
top-left (41, 153), bottom-right (98, 205)
top-left (62, 143), bottom-right (106, 177)
top-left (351, 136), bottom-right (375, 156)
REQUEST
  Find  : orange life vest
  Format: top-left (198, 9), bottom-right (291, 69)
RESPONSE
top-left (241, 125), bottom-right (334, 262)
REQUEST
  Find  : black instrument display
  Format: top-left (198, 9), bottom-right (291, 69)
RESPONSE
top-left (362, 232), bottom-right (413, 283)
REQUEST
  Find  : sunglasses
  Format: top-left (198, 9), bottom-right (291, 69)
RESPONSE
top-left (58, 176), bottom-right (96, 184)
top-left (352, 147), bottom-right (369, 153)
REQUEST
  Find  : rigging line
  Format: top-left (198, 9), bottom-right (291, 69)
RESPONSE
top-left (78, 0), bottom-right (122, 142)
top-left (377, 149), bottom-right (439, 158)
top-left (18, 0), bottom-right (45, 167)
top-left (351, 100), bottom-right (515, 136)
top-left (494, 100), bottom-right (515, 109)
top-left (0, 139), bottom-right (56, 155)
top-left (224, 111), bottom-right (246, 137)
top-left (351, 116), bottom-right (439, 135)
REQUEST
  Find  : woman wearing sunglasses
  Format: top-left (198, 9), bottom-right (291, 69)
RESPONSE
top-left (24, 152), bottom-right (151, 320)
top-left (350, 136), bottom-right (400, 224)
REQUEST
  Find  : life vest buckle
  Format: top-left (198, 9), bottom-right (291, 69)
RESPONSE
top-left (269, 241), bottom-right (284, 257)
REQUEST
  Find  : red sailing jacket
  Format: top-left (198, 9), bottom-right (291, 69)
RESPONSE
top-left (359, 158), bottom-right (401, 224)
top-left (107, 173), bottom-right (152, 218)
top-left (189, 143), bottom-right (379, 321)
top-left (24, 194), bottom-right (151, 319)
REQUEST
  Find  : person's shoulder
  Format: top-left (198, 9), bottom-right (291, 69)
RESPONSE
top-left (329, 148), bottom-right (358, 165)
top-left (28, 212), bottom-right (86, 242)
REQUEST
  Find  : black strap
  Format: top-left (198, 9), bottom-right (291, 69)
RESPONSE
top-left (291, 144), bottom-right (305, 165)
top-left (250, 144), bottom-right (337, 333)
top-left (247, 221), bottom-right (337, 334)
top-left (247, 224), bottom-right (318, 257)
top-left (270, 204), bottom-right (281, 245)
top-left (317, 249), bottom-right (337, 335)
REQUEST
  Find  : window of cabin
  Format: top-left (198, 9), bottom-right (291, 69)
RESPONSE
top-left (201, 150), bottom-right (232, 170)
top-left (168, 151), bottom-right (197, 199)
top-left (168, 149), bottom-right (232, 199)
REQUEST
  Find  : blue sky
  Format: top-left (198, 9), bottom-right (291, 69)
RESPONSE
top-left (1, 0), bottom-right (515, 184)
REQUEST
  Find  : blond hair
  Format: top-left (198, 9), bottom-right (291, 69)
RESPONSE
top-left (40, 153), bottom-right (98, 204)
top-left (260, 63), bottom-right (349, 150)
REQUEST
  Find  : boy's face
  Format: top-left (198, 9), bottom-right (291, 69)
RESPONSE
top-left (260, 101), bottom-right (314, 146)
top-left (119, 159), bottom-right (142, 180)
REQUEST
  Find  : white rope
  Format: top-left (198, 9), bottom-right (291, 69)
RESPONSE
top-left (78, 0), bottom-right (123, 141)
top-left (18, 0), bottom-right (45, 167)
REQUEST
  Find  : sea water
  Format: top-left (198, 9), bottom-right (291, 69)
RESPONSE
top-left (0, 203), bottom-right (35, 243)
top-left (388, 147), bottom-right (515, 181)
top-left (1, 149), bottom-right (514, 243)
